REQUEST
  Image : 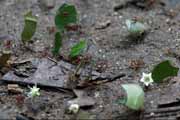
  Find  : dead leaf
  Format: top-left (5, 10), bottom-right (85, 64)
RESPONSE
top-left (68, 89), bottom-right (95, 108)
top-left (0, 50), bottom-right (11, 67)
top-left (129, 59), bottom-right (144, 70)
top-left (8, 84), bottom-right (23, 94)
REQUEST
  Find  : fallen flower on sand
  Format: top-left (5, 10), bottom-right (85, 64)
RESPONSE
top-left (140, 72), bottom-right (154, 86)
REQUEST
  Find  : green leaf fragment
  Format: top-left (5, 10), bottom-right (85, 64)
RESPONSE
top-left (55, 3), bottom-right (77, 31)
top-left (21, 11), bottom-right (37, 43)
top-left (70, 40), bottom-right (87, 58)
top-left (121, 84), bottom-right (144, 110)
top-left (52, 32), bottom-right (62, 56)
top-left (126, 19), bottom-right (147, 36)
top-left (152, 60), bottom-right (179, 83)
top-left (116, 97), bottom-right (127, 105)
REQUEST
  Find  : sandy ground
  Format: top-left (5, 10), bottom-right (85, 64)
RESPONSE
top-left (0, 0), bottom-right (180, 119)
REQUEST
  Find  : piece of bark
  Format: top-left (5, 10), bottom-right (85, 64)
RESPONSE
top-left (67, 89), bottom-right (95, 108)
top-left (8, 84), bottom-right (23, 94)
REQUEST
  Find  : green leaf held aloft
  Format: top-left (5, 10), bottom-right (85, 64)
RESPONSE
top-left (70, 40), bottom-right (87, 58)
top-left (52, 32), bottom-right (62, 56)
top-left (55, 3), bottom-right (77, 31)
top-left (126, 19), bottom-right (148, 37)
top-left (152, 60), bottom-right (179, 83)
top-left (121, 84), bottom-right (144, 110)
top-left (21, 11), bottom-right (38, 43)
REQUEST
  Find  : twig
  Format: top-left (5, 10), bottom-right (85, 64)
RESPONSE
top-left (144, 106), bottom-right (180, 114)
top-left (77, 73), bottom-right (126, 88)
top-left (47, 57), bottom-right (58, 64)
top-left (74, 60), bottom-right (84, 75)
top-left (0, 78), bottom-right (74, 95)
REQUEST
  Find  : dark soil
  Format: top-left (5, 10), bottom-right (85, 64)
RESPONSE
top-left (0, 0), bottom-right (180, 119)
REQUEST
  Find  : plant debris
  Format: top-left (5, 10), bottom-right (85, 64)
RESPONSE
top-left (52, 32), bottom-right (62, 56)
top-left (67, 89), bottom-right (95, 108)
top-left (21, 11), bottom-right (38, 43)
top-left (2, 58), bottom-right (125, 90)
top-left (129, 59), bottom-right (144, 70)
top-left (69, 40), bottom-right (87, 58)
top-left (0, 50), bottom-right (11, 68)
top-left (55, 3), bottom-right (77, 31)
top-left (152, 60), bottom-right (179, 83)
top-left (119, 84), bottom-right (144, 110)
top-left (0, 0), bottom-right (180, 119)
top-left (7, 84), bottom-right (23, 94)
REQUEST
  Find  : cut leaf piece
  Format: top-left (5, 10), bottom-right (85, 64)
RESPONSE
top-left (21, 11), bottom-right (38, 43)
top-left (70, 40), bottom-right (87, 58)
top-left (121, 84), bottom-right (144, 110)
top-left (52, 32), bottom-right (62, 56)
top-left (152, 60), bottom-right (179, 83)
top-left (126, 19), bottom-right (148, 37)
top-left (55, 3), bottom-right (77, 31)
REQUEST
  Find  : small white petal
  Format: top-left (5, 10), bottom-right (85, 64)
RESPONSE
top-left (149, 73), bottom-right (152, 76)
top-left (69, 104), bottom-right (79, 114)
top-left (144, 82), bottom-right (150, 86)
top-left (140, 77), bottom-right (144, 82)
top-left (140, 72), bottom-right (154, 86)
top-left (142, 72), bottom-right (146, 76)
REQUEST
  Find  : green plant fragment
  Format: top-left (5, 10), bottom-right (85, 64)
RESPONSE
top-left (152, 60), bottom-right (179, 83)
top-left (21, 11), bottom-right (37, 43)
top-left (55, 3), bottom-right (77, 31)
top-left (126, 19), bottom-right (147, 37)
top-left (52, 32), bottom-right (62, 56)
top-left (70, 40), bottom-right (87, 58)
top-left (121, 84), bottom-right (144, 110)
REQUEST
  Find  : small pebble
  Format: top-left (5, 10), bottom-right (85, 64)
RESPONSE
top-left (118, 16), bottom-right (122, 19)
top-left (122, 26), bottom-right (126, 29)
top-left (35, 14), bottom-right (39, 17)
top-left (116, 61), bottom-right (120, 65)
top-left (98, 49), bottom-right (102, 53)
top-left (150, 101), bottom-right (154, 104)
top-left (165, 18), bottom-right (170, 23)
top-left (113, 12), bottom-right (118, 16)
top-left (68, 104), bottom-right (79, 114)
top-left (94, 92), bottom-right (100, 98)
top-left (150, 112), bottom-right (155, 116)
top-left (99, 105), bottom-right (103, 108)
top-left (168, 28), bottom-right (172, 32)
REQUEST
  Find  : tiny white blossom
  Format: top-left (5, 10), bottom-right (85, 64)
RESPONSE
top-left (68, 104), bottom-right (79, 114)
top-left (28, 85), bottom-right (40, 98)
top-left (140, 72), bottom-right (154, 86)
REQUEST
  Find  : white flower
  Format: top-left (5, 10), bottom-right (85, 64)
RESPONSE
top-left (140, 72), bottom-right (154, 86)
top-left (68, 104), bottom-right (79, 114)
top-left (28, 85), bottom-right (40, 98)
